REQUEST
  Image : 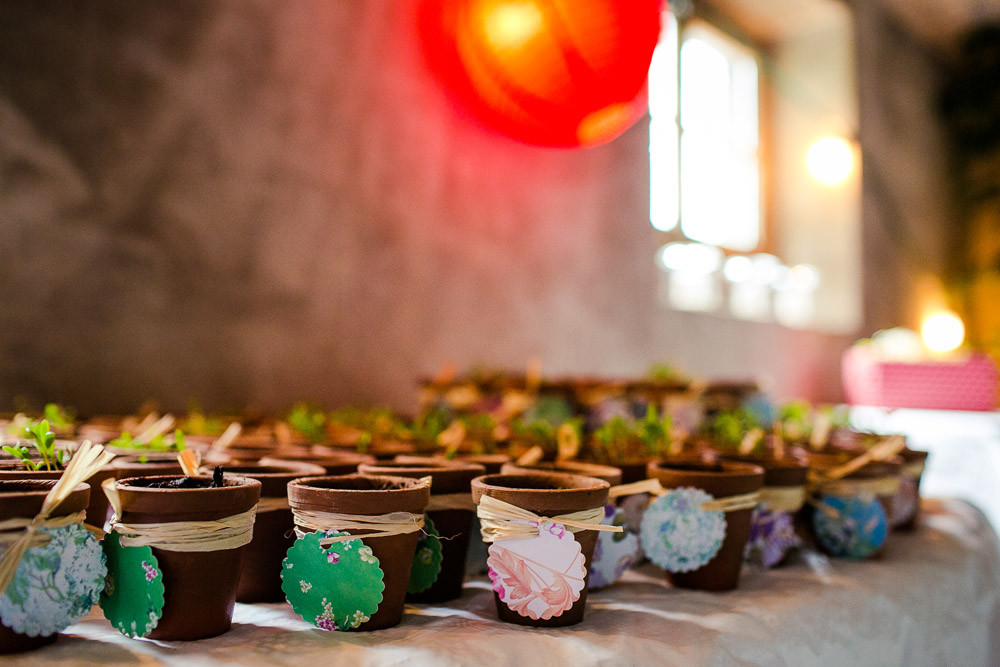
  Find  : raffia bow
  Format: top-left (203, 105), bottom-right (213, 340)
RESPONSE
top-left (0, 440), bottom-right (114, 594)
top-left (476, 495), bottom-right (623, 542)
top-left (607, 478), bottom-right (761, 512)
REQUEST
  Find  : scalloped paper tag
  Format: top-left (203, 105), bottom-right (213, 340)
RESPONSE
top-left (487, 522), bottom-right (586, 621)
top-left (282, 531), bottom-right (384, 631)
top-left (408, 515), bottom-right (443, 594)
top-left (744, 506), bottom-right (802, 568)
top-left (640, 487), bottom-right (726, 573)
top-left (100, 531), bottom-right (165, 638)
top-left (589, 504), bottom-right (639, 589)
top-left (812, 495), bottom-right (887, 559)
top-left (0, 523), bottom-right (106, 637)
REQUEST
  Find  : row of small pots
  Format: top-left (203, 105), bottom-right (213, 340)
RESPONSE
top-left (0, 445), bottom-right (927, 653)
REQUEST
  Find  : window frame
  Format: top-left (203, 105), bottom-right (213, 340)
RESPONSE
top-left (650, 8), bottom-right (775, 258)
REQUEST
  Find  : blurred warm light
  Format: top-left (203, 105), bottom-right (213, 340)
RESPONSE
top-left (481, 0), bottom-right (543, 52)
top-left (807, 136), bottom-right (854, 186)
top-left (658, 242), bottom-right (723, 274)
top-left (921, 312), bottom-right (965, 353)
top-left (723, 255), bottom-right (753, 283)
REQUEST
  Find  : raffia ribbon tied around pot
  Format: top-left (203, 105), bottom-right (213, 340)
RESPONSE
top-left (102, 477), bottom-right (257, 552)
top-left (0, 440), bottom-right (115, 593)
top-left (756, 485), bottom-right (808, 513)
top-left (607, 479), bottom-right (761, 512)
top-left (291, 508), bottom-right (425, 547)
top-left (476, 495), bottom-right (624, 543)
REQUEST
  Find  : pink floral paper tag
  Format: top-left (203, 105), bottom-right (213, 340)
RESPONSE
top-left (487, 522), bottom-right (586, 621)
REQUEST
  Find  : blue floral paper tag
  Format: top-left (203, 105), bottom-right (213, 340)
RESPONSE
top-left (640, 488), bottom-right (726, 573)
top-left (812, 495), bottom-right (887, 559)
top-left (589, 504), bottom-right (639, 589)
top-left (0, 523), bottom-right (106, 637)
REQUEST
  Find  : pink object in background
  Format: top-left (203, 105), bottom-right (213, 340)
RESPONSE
top-left (842, 346), bottom-right (998, 411)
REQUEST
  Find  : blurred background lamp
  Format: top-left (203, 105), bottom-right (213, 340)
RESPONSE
top-left (921, 312), bottom-right (965, 353)
top-left (807, 136), bottom-right (855, 186)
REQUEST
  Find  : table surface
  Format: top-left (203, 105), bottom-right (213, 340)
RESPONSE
top-left (4, 499), bottom-right (999, 667)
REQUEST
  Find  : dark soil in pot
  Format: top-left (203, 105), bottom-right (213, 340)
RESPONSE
top-left (358, 459), bottom-right (486, 603)
top-left (471, 473), bottom-right (610, 627)
top-left (646, 460), bottom-right (765, 591)
top-left (222, 462), bottom-right (325, 602)
top-left (112, 474), bottom-right (262, 640)
top-left (0, 480), bottom-right (90, 654)
top-left (286, 474), bottom-right (430, 630)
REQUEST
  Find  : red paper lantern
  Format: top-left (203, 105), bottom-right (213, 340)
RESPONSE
top-left (420, 0), bottom-right (663, 148)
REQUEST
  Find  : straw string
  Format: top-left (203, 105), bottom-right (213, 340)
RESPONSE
top-left (476, 495), bottom-right (622, 543)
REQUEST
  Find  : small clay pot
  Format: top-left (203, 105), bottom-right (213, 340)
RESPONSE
top-left (286, 474), bottom-right (430, 630)
top-left (0, 463), bottom-right (116, 529)
top-left (894, 448), bottom-right (928, 530)
top-left (646, 460), bottom-right (765, 591)
top-left (113, 474), bottom-right (262, 640)
top-left (0, 480), bottom-right (91, 654)
top-left (470, 473), bottom-right (610, 627)
top-left (221, 462), bottom-right (326, 602)
top-left (396, 453), bottom-right (511, 475)
top-left (262, 446), bottom-right (376, 475)
top-left (501, 460), bottom-right (623, 486)
top-left (807, 452), bottom-right (903, 556)
top-left (358, 459), bottom-right (486, 603)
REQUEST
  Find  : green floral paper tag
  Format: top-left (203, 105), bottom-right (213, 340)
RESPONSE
top-left (407, 515), bottom-right (443, 594)
top-left (0, 524), bottom-right (106, 637)
top-left (100, 532), bottom-right (165, 638)
top-left (281, 531), bottom-right (384, 631)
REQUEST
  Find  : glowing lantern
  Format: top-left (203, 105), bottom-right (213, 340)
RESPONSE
top-left (420, 0), bottom-right (663, 148)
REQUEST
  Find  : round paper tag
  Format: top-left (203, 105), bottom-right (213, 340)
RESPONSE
top-left (589, 505), bottom-right (639, 589)
top-left (487, 522), bottom-right (586, 621)
top-left (408, 515), bottom-right (444, 594)
top-left (100, 531), bottom-right (165, 638)
top-left (0, 523), bottom-right (106, 637)
top-left (744, 506), bottom-right (801, 568)
top-left (640, 488), bottom-right (726, 573)
top-left (282, 531), bottom-right (384, 631)
top-left (812, 495), bottom-right (888, 559)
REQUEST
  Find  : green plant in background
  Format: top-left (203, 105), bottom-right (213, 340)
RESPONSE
top-left (180, 402), bottom-right (227, 437)
top-left (511, 416), bottom-right (584, 458)
top-left (43, 403), bottom-right (75, 431)
top-left (455, 412), bottom-right (498, 455)
top-left (592, 406), bottom-right (672, 462)
top-left (647, 362), bottom-right (689, 385)
top-left (776, 400), bottom-right (811, 442)
top-left (703, 408), bottom-right (762, 450)
top-left (2, 420), bottom-right (68, 471)
top-left (409, 404), bottom-right (452, 444)
top-left (108, 430), bottom-right (185, 453)
top-left (520, 395), bottom-right (574, 427)
top-left (329, 407), bottom-right (403, 439)
top-left (287, 403), bottom-right (328, 443)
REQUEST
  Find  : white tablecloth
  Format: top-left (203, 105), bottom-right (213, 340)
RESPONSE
top-left (5, 499), bottom-right (999, 667)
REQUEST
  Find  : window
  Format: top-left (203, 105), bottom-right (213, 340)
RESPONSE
top-left (649, 12), bottom-right (825, 328)
top-left (651, 17), bottom-right (760, 250)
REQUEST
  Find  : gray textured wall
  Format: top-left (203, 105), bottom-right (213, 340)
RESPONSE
top-left (0, 1), bottom-right (851, 414)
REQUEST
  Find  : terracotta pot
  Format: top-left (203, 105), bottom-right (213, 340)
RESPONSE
top-left (500, 460), bottom-right (623, 486)
top-left (807, 452), bottom-right (903, 557)
top-left (358, 459), bottom-right (486, 603)
top-left (262, 447), bottom-right (375, 475)
top-left (286, 474), bottom-right (430, 630)
top-left (894, 448), bottom-right (928, 530)
top-left (112, 474), bottom-right (262, 640)
top-left (0, 463), bottom-right (116, 529)
top-left (0, 480), bottom-right (91, 654)
top-left (396, 453), bottom-right (511, 475)
top-left (470, 473), bottom-right (610, 627)
top-left (220, 463), bottom-right (326, 602)
top-left (112, 452), bottom-right (233, 480)
top-left (646, 460), bottom-right (765, 591)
